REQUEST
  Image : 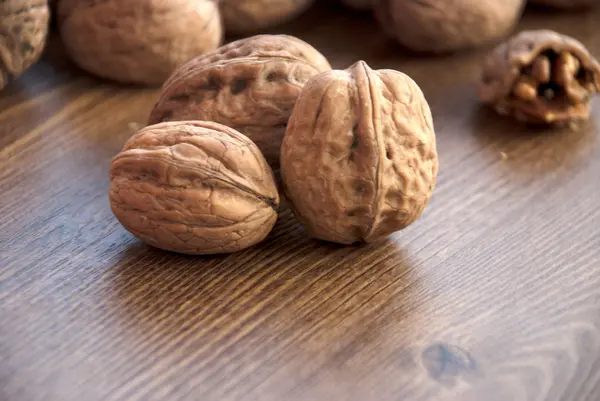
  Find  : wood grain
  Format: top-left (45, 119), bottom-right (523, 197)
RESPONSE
top-left (1, 3), bottom-right (600, 401)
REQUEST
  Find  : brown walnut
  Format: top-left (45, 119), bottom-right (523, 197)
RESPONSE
top-left (0, 0), bottom-right (49, 90)
top-left (374, 0), bottom-right (525, 53)
top-left (529, 0), bottom-right (595, 9)
top-left (220, 0), bottom-right (315, 35)
top-left (58, 0), bottom-right (223, 86)
top-left (109, 121), bottom-right (280, 255)
top-left (148, 35), bottom-right (331, 167)
top-left (280, 61), bottom-right (439, 245)
top-left (479, 30), bottom-right (600, 125)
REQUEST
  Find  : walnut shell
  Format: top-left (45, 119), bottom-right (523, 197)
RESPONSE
top-left (529, 0), bottom-right (595, 9)
top-left (58, 0), bottom-right (223, 86)
top-left (220, 0), bottom-right (315, 35)
top-left (281, 61), bottom-right (439, 245)
top-left (109, 121), bottom-right (280, 255)
top-left (148, 35), bottom-right (331, 167)
top-left (0, 0), bottom-right (50, 90)
top-left (340, 0), bottom-right (372, 10)
top-left (479, 30), bottom-right (600, 125)
top-left (374, 0), bottom-right (525, 53)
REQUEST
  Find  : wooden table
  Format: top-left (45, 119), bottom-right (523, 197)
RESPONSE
top-left (2, 3), bottom-right (599, 401)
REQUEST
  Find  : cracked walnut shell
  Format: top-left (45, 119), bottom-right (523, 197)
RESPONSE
top-left (58, 0), bottom-right (223, 86)
top-left (220, 0), bottom-right (315, 35)
top-left (148, 35), bottom-right (331, 167)
top-left (281, 61), bottom-right (439, 245)
top-left (0, 0), bottom-right (49, 90)
top-left (374, 0), bottom-right (525, 53)
top-left (109, 121), bottom-right (280, 255)
top-left (479, 30), bottom-right (600, 124)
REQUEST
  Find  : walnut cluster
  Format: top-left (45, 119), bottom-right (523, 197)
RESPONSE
top-left (110, 34), bottom-right (440, 254)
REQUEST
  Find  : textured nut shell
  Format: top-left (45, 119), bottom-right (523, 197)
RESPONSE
top-left (162, 34), bottom-right (331, 91)
top-left (109, 121), bottom-right (279, 255)
top-left (0, 0), bottom-right (49, 90)
top-left (529, 0), bottom-right (595, 9)
top-left (479, 30), bottom-right (600, 105)
top-left (374, 0), bottom-right (525, 53)
top-left (220, 0), bottom-right (315, 35)
top-left (340, 0), bottom-right (372, 10)
top-left (149, 54), bottom-right (329, 166)
top-left (281, 61), bottom-right (438, 244)
top-left (58, 0), bottom-right (223, 86)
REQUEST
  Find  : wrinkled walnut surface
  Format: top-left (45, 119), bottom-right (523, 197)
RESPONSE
top-left (0, 0), bottom-right (49, 90)
top-left (281, 61), bottom-right (439, 245)
top-left (529, 0), bottom-right (595, 9)
top-left (220, 0), bottom-right (315, 35)
top-left (479, 30), bottom-right (600, 124)
top-left (374, 0), bottom-right (525, 53)
top-left (58, 0), bottom-right (223, 86)
top-left (149, 36), bottom-right (331, 167)
top-left (161, 34), bottom-right (331, 90)
top-left (109, 121), bottom-right (280, 255)
top-left (340, 0), bottom-right (372, 10)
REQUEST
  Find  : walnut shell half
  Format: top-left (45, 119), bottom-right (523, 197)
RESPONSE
top-left (220, 0), bottom-right (315, 35)
top-left (148, 35), bottom-right (331, 167)
top-left (109, 121), bottom-right (280, 255)
top-left (58, 0), bottom-right (223, 86)
top-left (374, 0), bottom-right (525, 53)
top-left (281, 61), bottom-right (439, 245)
top-left (0, 0), bottom-right (49, 90)
top-left (479, 30), bottom-right (600, 124)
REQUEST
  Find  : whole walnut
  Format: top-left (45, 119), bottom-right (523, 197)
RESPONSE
top-left (149, 35), bottom-right (331, 167)
top-left (220, 0), bottom-right (315, 35)
top-left (0, 0), bottom-right (49, 90)
top-left (374, 0), bottom-right (526, 53)
top-left (479, 30), bottom-right (600, 125)
top-left (340, 0), bottom-right (372, 10)
top-left (58, 0), bottom-right (223, 86)
top-left (109, 121), bottom-right (280, 255)
top-left (281, 61), bottom-right (439, 245)
top-left (529, 0), bottom-right (595, 9)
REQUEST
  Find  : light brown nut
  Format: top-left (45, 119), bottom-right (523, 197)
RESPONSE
top-left (109, 121), bottom-right (280, 255)
top-left (58, 0), bottom-right (223, 86)
top-left (280, 61), bottom-right (438, 245)
top-left (220, 0), bottom-right (315, 35)
top-left (148, 36), bottom-right (331, 167)
top-left (0, 0), bottom-right (49, 90)
top-left (373, 0), bottom-right (525, 53)
top-left (161, 34), bottom-right (331, 91)
top-left (479, 30), bottom-right (600, 125)
top-left (340, 0), bottom-right (372, 10)
top-left (529, 0), bottom-right (595, 9)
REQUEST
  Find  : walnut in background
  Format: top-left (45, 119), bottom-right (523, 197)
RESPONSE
top-left (0, 0), bottom-right (49, 90)
top-left (220, 0), bottom-right (315, 35)
top-left (374, 0), bottom-right (526, 53)
top-left (58, 0), bottom-right (223, 86)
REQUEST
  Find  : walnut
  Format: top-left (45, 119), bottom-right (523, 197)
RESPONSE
top-left (109, 121), bottom-right (280, 255)
top-left (0, 0), bottom-right (49, 90)
top-left (148, 35), bottom-right (331, 167)
top-left (280, 61), bottom-right (439, 245)
top-left (340, 0), bottom-right (372, 10)
top-left (374, 0), bottom-right (525, 53)
top-left (220, 0), bottom-right (315, 35)
top-left (529, 0), bottom-right (595, 9)
top-left (58, 0), bottom-right (223, 86)
top-left (479, 30), bottom-right (600, 125)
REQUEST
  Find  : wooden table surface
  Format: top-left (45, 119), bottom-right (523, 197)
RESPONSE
top-left (2, 3), bottom-right (600, 401)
